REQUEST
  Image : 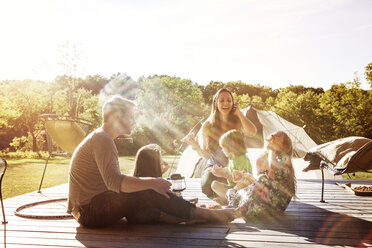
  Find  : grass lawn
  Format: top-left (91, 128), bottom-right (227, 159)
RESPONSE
top-left (2, 155), bottom-right (180, 199)
top-left (3, 155), bottom-right (370, 199)
top-left (342, 172), bottom-right (372, 180)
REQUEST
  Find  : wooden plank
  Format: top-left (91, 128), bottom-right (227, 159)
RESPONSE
top-left (1, 179), bottom-right (371, 248)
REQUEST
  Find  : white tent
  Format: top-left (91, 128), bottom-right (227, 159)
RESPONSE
top-left (247, 107), bottom-right (317, 158)
top-left (176, 106), bottom-right (317, 178)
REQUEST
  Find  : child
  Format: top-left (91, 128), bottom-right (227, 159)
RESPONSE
top-left (132, 144), bottom-right (236, 224)
top-left (210, 130), bottom-right (255, 205)
top-left (233, 131), bottom-right (296, 221)
top-left (133, 144), bottom-right (169, 178)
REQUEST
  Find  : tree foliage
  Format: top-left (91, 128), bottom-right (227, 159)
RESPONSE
top-left (135, 75), bottom-right (207, 153)
top-left (1, 62), bottom-right (372, 156)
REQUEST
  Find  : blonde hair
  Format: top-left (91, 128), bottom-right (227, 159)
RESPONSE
top-left (219, 129), bottom-right (246, 157)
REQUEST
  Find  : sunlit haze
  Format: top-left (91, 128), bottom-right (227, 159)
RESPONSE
top-left (1, 0), bottom-right (371, 90)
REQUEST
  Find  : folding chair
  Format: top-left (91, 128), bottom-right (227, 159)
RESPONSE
top-left (38, 114), bottom-right (95, 192)
top-left (0, 158), bottom-right (8, 224)
top-left (303, 136), bottom-right (372, 202)
top-left (14, 115), bottom-right (96, 220)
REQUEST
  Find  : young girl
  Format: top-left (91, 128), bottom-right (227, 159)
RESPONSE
top-left (231, 131), bottom-right (296, 221)
top-left (133, 144), bottom-right (169, 178)
top-left (182, 88), bottom-right (257, 198)
top-left (210, 130), bottom-right (255, 205)
top-left (132, 144), bottom-right (237, 224)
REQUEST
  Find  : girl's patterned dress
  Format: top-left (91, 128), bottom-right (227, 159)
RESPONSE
top-left (231, 168), bottom-right (296, 222)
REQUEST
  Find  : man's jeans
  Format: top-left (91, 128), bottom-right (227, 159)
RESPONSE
top-left (77, 189), bottom-right (195, 228)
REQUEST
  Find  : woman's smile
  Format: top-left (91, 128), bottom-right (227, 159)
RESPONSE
top-left (217, 92), bottom-right (233, 114)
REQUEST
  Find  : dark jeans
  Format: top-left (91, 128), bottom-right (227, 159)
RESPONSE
top-left (77, 190), bottom-right (195, 228)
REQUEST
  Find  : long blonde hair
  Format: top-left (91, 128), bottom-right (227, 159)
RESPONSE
top-left (268, 131), bottom-right (296, 197)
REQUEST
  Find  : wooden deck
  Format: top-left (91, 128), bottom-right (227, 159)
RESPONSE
top-left (1, 178), bottom-right (371, 247)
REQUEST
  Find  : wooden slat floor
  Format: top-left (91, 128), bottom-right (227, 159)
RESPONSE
top-left (1, 178), bottom-right (371, 248)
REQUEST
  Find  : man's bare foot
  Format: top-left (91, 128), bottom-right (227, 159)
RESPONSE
top-left (208, 208), bottom-right (237, 223)
top-left (186, 218), bottom-right (206, 224)
top-left (193, 207), bottom-right (237, 223)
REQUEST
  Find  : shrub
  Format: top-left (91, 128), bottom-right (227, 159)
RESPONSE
top-left (0, 150), bottom-right (49, 159)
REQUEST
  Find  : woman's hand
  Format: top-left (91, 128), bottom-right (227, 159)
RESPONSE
top-left (182, 132), bottom-right (199, 149)
top-left (232, 102), bottom-right (241, 116)
top-left (182, 132), bottom-right (195, 145)
top-left (236, 102), bottom-right (257, 137)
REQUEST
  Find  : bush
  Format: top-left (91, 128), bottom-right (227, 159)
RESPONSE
top-left (0, 150), bottom-right (50, 159)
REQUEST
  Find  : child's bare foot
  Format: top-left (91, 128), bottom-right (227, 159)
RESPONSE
top-left (197, 203), bottom-right (206, 208)
top-left (207, 203), bottom-right (222, 209)
top-left (188, 197), bottom-right (198, 204)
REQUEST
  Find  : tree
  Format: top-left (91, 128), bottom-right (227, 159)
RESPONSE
top-left (79, 75), bottom-right (108, 95)
top-left (225, 81), bottom-right (277, 102)
top-left (135, 75), bottom-right (207, 153)
top-left (319, 82), bottom-right (372, 140)
top-left (275, 89), bottom-right (330, 143)
top-left (365, 62), bottom-right (372, 88)
top-left (4, 80), bottom-right (49, 152)
top-left (280, 85), bottom-right (324, 95)
top-left (57, 41), bottom-right (85, 117)
top-left (202, 81), bottom-right (225, 104)
top-left (100, 73), bottom-right (139, 101)
top-left (0, 81), bottom-right (24, 149)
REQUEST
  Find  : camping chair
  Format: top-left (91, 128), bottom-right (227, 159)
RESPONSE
top-left (14, 115), bottom-right (96, 220)
top-left (303, 136), bottom-right (372, 202)
top-left (0, 158), bottom-right (8, 224)
top-left (38, 114), bottom-right (95, 192)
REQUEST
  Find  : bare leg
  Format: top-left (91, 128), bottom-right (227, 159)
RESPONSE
top-left (211, 181), bottom-right (229, 205)
top-left (192, 206), bottom-right (237, 223)
top-left (159, 206), bottom-right (237, 224)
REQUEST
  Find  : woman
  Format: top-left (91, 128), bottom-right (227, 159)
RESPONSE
top-left (183, 88), bottom-right (257, 198)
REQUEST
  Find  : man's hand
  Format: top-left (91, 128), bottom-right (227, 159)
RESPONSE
top-left (151, 178), bottom-right (172, 199)
top-left (121, 176), bottom-right (172, 198)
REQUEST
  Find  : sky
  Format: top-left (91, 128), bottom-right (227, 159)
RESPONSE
top-left (0, 0), bottom-right (371, 90)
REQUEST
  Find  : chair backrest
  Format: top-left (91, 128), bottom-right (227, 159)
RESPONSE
top-left (41, 114), bottom-right (95, 155)
top-left (344, 140), bottom-right (372, 174)
top-left (304, 136), bottom-right (372, 174)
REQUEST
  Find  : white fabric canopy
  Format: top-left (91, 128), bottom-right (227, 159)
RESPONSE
top-left (177, 106), bottom-right (318, 177)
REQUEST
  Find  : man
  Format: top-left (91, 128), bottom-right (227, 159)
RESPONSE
top-left (67, 95), bottom-right (236, 228)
